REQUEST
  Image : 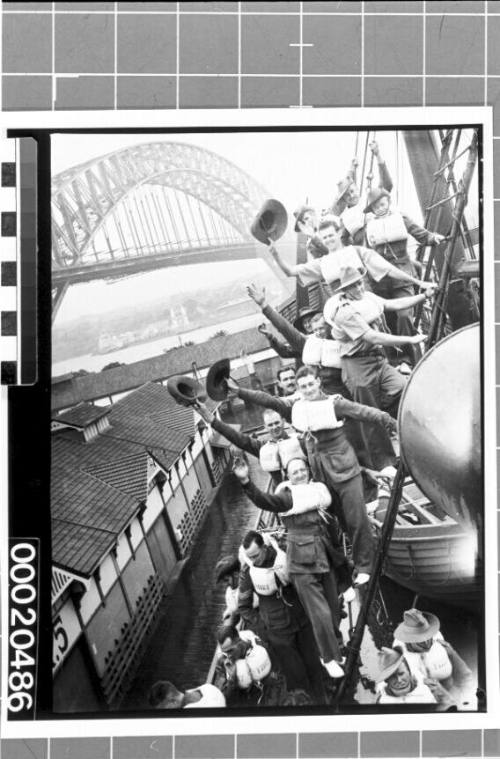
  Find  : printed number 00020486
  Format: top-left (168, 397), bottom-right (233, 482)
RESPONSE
top-left (8, 542), bottom-right (38, 715)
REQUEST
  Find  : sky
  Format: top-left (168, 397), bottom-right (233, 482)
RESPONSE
top-left (51, 128), bottom-right (475, 326)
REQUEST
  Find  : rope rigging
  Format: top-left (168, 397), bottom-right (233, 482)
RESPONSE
top-left (334, 128), bottom-right (480, 707)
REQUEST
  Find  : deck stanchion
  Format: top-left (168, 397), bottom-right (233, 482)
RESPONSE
top-left (333, 462), bottom-right (407, 708)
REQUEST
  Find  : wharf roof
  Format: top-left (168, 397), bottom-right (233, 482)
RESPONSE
top-left (51, 382), bottom-right (196, 576)
top-left (51, 327), bottom-right (270, 410)
top-left (52, 465), bottom-right (140, 577)
top-left (55, 402), bottom-right (110, 428)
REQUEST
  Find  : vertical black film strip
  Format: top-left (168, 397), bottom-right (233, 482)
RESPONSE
top-left (0, 136), bottom-right (37, 386)
top-left (0, 138), bottom-right (17, 384)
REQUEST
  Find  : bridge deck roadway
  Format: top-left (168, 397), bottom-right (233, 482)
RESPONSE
top-left (52, 242), bottom-right (261, 285)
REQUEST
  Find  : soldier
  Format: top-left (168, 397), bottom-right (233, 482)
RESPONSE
top-left (196, 400), bottom-right (304, 485)
top-left (331, 140), bottom-right (393, 245)
top-left (149, 680), bottom-right (226, 709)
top-left (324, 265), bottom-right (435, 418)
top-left (238, 528), bottom-right (326, 698)
top-left (247, 283), bottom-right (396, 472)
top-left (364, 187), bottom-right (445, 370)
top-left (233, 457), bottom-right (346, 679)
top-left (224, 366), bottom-right (397, 581)
top-left (268, 215), bottom-right (432, 302)
top-left (293, 204), bottom-right (329, 259)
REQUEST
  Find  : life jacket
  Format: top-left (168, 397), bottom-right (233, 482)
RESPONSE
top-left (224, 585), bottom-right (239, 615)
top-left (259, 436), bottom-right (305, 473)
top-left (302, 334), bottom-right (342, 369)
top-left (377, 677), bottom-right (436, 704)
top-left (317, 245), bottom-right (365, 285)
top-left (246, 643), bottom-right (272, 683)
top-left (341, 204), bottom-right (365, 237)
top-left (292, 398), bottom-right (343, 432)
top-left (246, 539), bottom-right (290, 595)
top-left (275, 480), bottom-right (332, 516)
top-left (366, 211), bottom-right (408, 248)
top-left (324, 291), bottom-right (384, 331)
top-left (183, 683), bottom-right (227, 708)
top-left (234, 631), bottom-right (272, 688)
top-left (399, 637), bottom-right (453, 682)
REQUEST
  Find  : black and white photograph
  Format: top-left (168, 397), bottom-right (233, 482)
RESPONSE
top-left (1, 109), bottom-right (495, 734)
top-left (46, 120), bottom-right (488, 717)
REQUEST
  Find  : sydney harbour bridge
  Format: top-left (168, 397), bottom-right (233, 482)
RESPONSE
top-left (51, 141), bottom-right (278, 317)
top-left (51, 132), bottom-right (479, 326)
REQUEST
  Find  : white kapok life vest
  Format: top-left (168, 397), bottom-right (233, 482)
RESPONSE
top-left (234, 631), bottom-right (272, 688)
top-left (259, 436), bottom-right (305, 473)
top-left (246, 538), bottom-right (289, 595)
top-left (324, 291), bottom-right (384, 330)
top-left (366, 211), bottom-right (408, 248)
top-left (400, 640), bottom-right (453, 683)
top-left (317, 245), bottom-right (364, 285)
top-left (302, 334), bottom-right (342, 369)
top-left (275, 480), bottom-right (332, 516)
top-left (341, 204), bottom-right (365, 236)
top-left (183, 683), bottom-right (227, 708)
top-left (292, 398), bottom-right (343, 432)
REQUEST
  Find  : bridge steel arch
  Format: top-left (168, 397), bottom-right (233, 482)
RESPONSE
top-left (51, 141), bottom-right (270, 282)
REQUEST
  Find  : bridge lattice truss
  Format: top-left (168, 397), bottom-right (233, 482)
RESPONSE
top-left (51, 141), bottom-right (269, 285)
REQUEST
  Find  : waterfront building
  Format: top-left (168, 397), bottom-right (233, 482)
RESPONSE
top-left (50, 382), bottom-right (230, 710)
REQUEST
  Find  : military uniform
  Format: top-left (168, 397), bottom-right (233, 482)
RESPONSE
top-left (328, 290), bottom-right (407, 420)
top-left (332, 159), bottom-right (393, 245)
top-left (236, 388), bottom-right (394, 572)
top-left (257, 303), bottom-right (395, 472)
top-left (238, 542), bottom-right (325, 696)
top-left (210, 417), bottom-right (302, 485)
top-left (365, 210), bottom-right (437, 365)
top-left (241, 481), bottom-right (346, 665)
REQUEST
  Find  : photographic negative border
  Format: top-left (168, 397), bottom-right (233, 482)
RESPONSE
top-left (0, 105), bottom-right (497, 740)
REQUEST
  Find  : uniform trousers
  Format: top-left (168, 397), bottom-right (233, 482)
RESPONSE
top-left (342, 354), bottom-right (407, 420)
top-left (322, 367), bottom-right (395, 471)
top-left (266, 622), bottom-right (325, 698)
top-left (291, 571), bottom-right (342, 664)
top-left (370, 260), bottom-right (418, 366)
top-left (307, 453), bottom-right (376, 574)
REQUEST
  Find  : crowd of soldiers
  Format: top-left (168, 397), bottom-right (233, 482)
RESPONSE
top-left (153, 141), bottom-right (474, 711)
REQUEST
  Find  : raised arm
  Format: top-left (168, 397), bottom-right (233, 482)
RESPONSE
top-left (248, 284), bottom-right (306, 353)
top-left (233, 461), bottom-right (293, 513)
top-left (258, 324), bottom-right (299, 359)
top-left (333, 396), bottom-right (397, 435)
top-left (197, 402), bottom-right (262, 459)
top-left (228, 379), bottom-right (293, 423)
top-left (371, 140), bottom-right (393, 194)
top-left (267, 242), bottom-right (300, 278)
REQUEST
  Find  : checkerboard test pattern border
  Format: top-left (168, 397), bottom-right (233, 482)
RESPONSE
top-left (1, 2), bottom-right (499, 758)
top-left (0, 138), bottom-right (17, 385)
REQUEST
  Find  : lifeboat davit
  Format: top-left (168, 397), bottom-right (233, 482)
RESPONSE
top-left (398, 324), bottom-right (482, 532)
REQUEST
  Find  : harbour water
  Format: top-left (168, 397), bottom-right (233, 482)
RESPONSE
top-left (53, 312), bottom-right (264, 377)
